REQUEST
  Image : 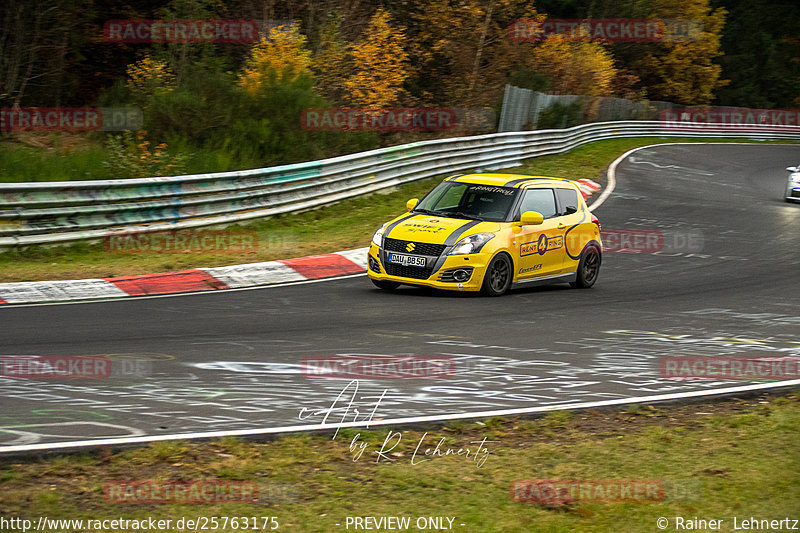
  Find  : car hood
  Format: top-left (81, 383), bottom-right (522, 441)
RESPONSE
top-left (385, 214), bottom-right (501, 244)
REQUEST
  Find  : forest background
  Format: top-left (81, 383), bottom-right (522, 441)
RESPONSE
top-left (1, 0), bottom-right (798, 178)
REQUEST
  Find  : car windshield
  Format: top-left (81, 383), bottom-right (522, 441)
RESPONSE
top-left (415, 182), bottom-right (518, 222)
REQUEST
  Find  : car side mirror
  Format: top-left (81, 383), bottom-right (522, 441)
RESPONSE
top-left (518, 211), bottom-right (544, 226)
top-left (564, 205), bottom-right (578, 215)
top-left (787, 167), bottom-right (798, 172)
top-left (407, 198), bottom-right (419, 211)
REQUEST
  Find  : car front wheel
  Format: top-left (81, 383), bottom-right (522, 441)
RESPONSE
top-left (481, 253), bottom-right (513, 296)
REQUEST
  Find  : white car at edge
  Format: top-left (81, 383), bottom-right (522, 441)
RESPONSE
top-left (786, 165), bottom-right (800, 202)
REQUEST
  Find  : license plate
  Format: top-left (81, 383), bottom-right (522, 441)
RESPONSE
top-left (387, 253), bottom-right (426, 267)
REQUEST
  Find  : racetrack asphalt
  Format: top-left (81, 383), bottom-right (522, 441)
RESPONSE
top-left (1, 143), bottom-right (799, 453)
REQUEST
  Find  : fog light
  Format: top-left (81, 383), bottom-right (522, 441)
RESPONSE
top-left (453, 269), bottom-right (470, 282)
top-left (368, 255), bottom-right (381, 273)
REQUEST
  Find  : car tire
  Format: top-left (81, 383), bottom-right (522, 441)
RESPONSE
top-left (481, 253), bottom-right (513, 296)
top-left (570, 245), bottom-right (601, 289)
top-left (372, 279), bottom-right (400, 290)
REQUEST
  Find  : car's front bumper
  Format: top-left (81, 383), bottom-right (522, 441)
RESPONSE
top-left (367, 243), bottom-right (488, 291)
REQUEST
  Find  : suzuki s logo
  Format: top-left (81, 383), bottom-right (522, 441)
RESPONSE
top-left (406, 242), bottom-right (416, 252)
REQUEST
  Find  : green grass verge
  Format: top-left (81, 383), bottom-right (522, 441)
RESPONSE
top-left (0, 138), bottom-right (110, 182)
top-left (1, 136), bottom-right (796, 283)
top-left (0, 392), bottom-right (797, 532)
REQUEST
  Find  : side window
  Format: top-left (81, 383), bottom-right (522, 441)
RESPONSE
top-left (555, 188), bottom-right (580, 216)
top-left (517, 189), bottom-right (557, 219)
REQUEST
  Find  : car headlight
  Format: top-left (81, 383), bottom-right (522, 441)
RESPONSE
top-left (449, 232), bottom-right (495, 255)
top-left (372, 225), bottom-right (387, 247)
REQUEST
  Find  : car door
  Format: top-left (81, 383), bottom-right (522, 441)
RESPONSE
top-left (514, 188), bottom-right (567, 278)
top-left (553, 186), bottom-right (591, 269)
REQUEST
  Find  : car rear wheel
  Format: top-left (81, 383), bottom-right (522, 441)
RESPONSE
top-left (372, 279), bottom-right (400, 290)
top-left (481, 253), bottom-right (512, 296)
top-left (570, 246), bottom-right (601, 289)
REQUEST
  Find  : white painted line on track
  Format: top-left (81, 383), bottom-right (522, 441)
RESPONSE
top-left (2, 378), bottom-right (799, 454)
top-left (589, 141), bottom-right (799, 211)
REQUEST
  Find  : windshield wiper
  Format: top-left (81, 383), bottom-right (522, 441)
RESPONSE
top-left (413, 208), bottom-right (441, 216)
top-left (452, 211), bottom-right (484, 221)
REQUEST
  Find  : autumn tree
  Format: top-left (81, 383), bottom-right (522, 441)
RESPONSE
top-left (639, 10), bottom-right (727, 104)
top-left (239, 23), bottom-right (313, 95)
top-left (598, 0), bottom-right (727, 105)
top-left (343, 8), bottom-right (410, 108)
top-left (407, 0), bottom-right (542, 106)
top-left (126, 55), bottom-right (177, 104)
top-left (312, 11), bottom-right (350, 104)
top-left (527, 36), bottom-right (617, 96)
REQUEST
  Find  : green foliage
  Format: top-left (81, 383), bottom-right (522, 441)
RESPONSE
top-left (508, 70), bottom-right (551, 92)
top-left (713, 0), bottom-right (800, 108)
top-left (103, 130), bottom-right (185, 179)
top-left (97, 38), bottom-right (380, 172)
top-left (537, 100), bottom-right (584, 129)
top-left (0, 138), bottom-right (108, 182)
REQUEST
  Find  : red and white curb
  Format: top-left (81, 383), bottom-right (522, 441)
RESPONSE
top-left (0, 181), bottom-right (602, 306)
top-left (0, 249), bottom-right (369, 305)
top-left (575, 178), bottom-right (601, 199)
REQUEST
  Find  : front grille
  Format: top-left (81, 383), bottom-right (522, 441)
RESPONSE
top-left (385, 263), bottom-right (434, 279)
top-left (384, 238), bottom-right (446, 257)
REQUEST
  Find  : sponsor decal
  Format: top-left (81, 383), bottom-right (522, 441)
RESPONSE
top-left (470, 185), bottom-right (515, 196)
top-left (399, 223), bottom-right (448, 234)
top-left (520, 234), bottom-right (564, 256)
top-left (518, 264), bottom-right (543, 275)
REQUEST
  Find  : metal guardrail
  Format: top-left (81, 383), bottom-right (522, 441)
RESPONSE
top-left (1, 121), bottom-right (799, 246)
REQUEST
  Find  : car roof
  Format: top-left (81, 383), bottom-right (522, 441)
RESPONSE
top-left (446, 173), bottom-right (578, 189)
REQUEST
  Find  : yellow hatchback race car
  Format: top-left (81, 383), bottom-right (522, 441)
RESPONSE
top-left (367, 173), bottom-right (602, 296)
